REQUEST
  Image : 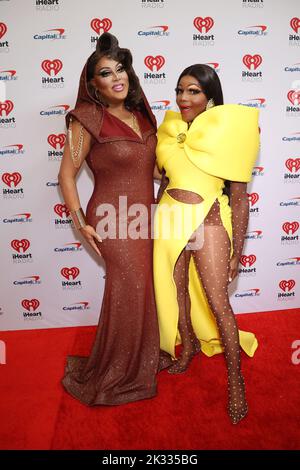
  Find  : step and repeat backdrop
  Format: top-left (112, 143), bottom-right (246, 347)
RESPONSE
top-left (0, 0), bottom-right (299, 330)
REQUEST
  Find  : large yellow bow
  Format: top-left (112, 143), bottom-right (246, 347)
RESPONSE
top-left (157, 104), bottom-right (260, 182)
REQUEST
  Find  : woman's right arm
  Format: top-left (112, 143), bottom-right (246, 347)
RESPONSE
top-left (156, 168), bottom-right (169, 203)
top-left (58, 119), bottom-right (102, 256)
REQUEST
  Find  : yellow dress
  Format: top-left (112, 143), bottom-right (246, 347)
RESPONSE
top-left (154, 104), bottom-right (260, 359)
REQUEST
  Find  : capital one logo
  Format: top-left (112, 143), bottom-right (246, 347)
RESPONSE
top-left (193, 17), bottom-right (214, 33)
top-left (90, 18), bottom-right (112, 34)
top-left (290, 17), bottom-right (300, 33)
top-left (2, 172), bottom-right (22, 187)
top-left (0, 22), bottom-right (7, 39)
top-left (287, 90), bottom-right (300, 106)
top-left (248, 192), bottom-right (259, 206)
top-left (21, 299), bottom-right (40, 311)
top-left (48, 134), bottom-right (66, 149)
top-left (240, 254), bottom-right (256, 267)
top-left (0, 100), bottom-right (14, 117)
top-left (243, 54), bottom-right (262, 70)
top-left (41, 59), bottom-right (63, 77)
top-left (11, 239), bottom-right (30, 253)
top-left (282, 221), bottom-right (299, 235)
top-left (286, 158), bottom-right (300, 173)
top-left (61, 267), bottom-right (80, 280)
top-left (144, 55), bottom-right (165, 72)
top-left (279, 280), bottom-right (295, 292)
top-left (54, 203), bottom-right (70, 218)
top-left (205, 62), bottom-right (219, 70)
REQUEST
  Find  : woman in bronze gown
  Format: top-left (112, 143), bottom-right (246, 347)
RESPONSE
top-left (58, 33), bottom-right (160, 405)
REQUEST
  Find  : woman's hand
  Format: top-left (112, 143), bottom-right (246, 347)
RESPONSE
top-left (229, 254), bottom-right (239, 283)
top-left (79, 225), bottom-right (102, 256)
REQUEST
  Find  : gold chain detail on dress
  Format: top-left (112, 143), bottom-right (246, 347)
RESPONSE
top-left (68, 116), bottom-right (84, 168)
top-left (119, 112), bottom-right (140, 136)
top-left (130, 112), bottom-right (141, 136)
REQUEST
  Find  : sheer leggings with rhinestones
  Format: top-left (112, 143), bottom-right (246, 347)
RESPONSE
top-left (164, 183), bottom-right (249, 423)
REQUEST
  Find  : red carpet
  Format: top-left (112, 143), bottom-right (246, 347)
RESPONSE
top-left (0, 309), bottom-right (299, 450)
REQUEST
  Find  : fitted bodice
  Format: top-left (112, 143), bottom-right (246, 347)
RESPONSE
top-left (85, 109), bottom-right (157, 204)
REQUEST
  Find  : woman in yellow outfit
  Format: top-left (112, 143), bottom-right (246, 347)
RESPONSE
top-left (154, 64), bottom-right (260, 424)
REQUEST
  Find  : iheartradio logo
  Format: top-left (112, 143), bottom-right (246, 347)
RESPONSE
top-left (0, 22), bottom-right (7, 39)
top-left (279, 280), bottom-right (295, 292)
top-left (21, 299), bottom-right (40, 311)
top-left (11, 239), bottom-right (30, 253)
top-left (243, 54), bottom-right (262, 70)
top-left (41, 59), bottom-right (63, 76)
top-left (282, 221), bottom-right (299, 235)
top-left (290, 17), bottom-right (300, 34)
top-left (240, 254), bottom-right (256, 267)
top-left (287, 90), bottom-right (300, 106)
top-left (2, 172), bottom-right (22, 187)
top-left (285, 158), bottom-right (300, 173)
top-left (54, 203), bottom-right (70, 218)
top-left (90, 18), bottom-right (112, 35)
top-left (0, 100), bottom-right (14, 117)
top-left (248, 192), bottom-right (259, 206)
top-left (193, 17), bottom-right (214, 33)
top-left (48, 133), bottom-right (66, 149)
top-left (144, 55), bottom-right (165, 72)
top-left (61, 267), bottom-right (80, 280)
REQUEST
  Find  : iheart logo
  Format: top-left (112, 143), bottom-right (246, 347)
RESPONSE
top-left (0, 22), bottom-right (7, 39)
top-left (285, 158), bottom-right (300, 172)
top-left (0, 100), bottom-right (14, 116)
top-left (240, 254), bottom-right (256, 267)
top-left (61, 267), bottom-right (80, 280)
top-left (287, 90), bottom-right (300, 106)
top-left (290, 17), bottom-right (300, 33)
top-left (21, 299), bottom-right (40, 311)
top-left (41, 59), bottom-right (63, 76)
top-left (54, 203), bottom-right (70, 218)
top-left (243, 54), bottom-right (262, 70)
top-left (282, 221), bottom-right (299, 235)
top-left (144, 55), bottom-right (165, 72)
top-left (47, 133), bottom-right (66, 149)
top-left (279, 280), bottom-right (295, 292)
top-left (2, 172), bottom-right (22, 187)
top-left (11, 239), bottom-right (30, 253)
top-left (248, 192), bottom-right (259, 206)
top-left (90, 18), bottom-right (112, 34)
top-left (193, 17), bottom-right (214, 33)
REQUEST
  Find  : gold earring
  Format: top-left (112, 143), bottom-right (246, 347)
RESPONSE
top-left (206, 98), bottom-right (215, 111)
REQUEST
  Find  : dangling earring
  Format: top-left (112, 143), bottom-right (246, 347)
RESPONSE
top-left (206, 98), bottom-right (215, 111)
top-left (95, 89), bottom-right (102, 103)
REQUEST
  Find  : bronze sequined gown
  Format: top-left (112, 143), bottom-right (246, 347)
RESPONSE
top-left (62, 68), bottom-right (159, 405)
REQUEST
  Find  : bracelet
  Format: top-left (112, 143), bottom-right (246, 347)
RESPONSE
top-left (70, 207), bottom-right (86, 230)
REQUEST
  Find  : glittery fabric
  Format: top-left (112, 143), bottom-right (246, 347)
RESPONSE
top-left (62, 60), bottom-right (159, 406)
top-left (165, 190), bottom-right (249, 422)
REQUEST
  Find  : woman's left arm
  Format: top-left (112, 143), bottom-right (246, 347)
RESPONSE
top-left (228, 182), bottom-right (249, 282)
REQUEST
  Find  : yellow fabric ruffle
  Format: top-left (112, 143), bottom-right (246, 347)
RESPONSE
top-left (157, 104), bottom-right (260, 182)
